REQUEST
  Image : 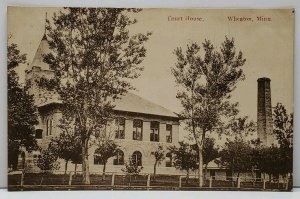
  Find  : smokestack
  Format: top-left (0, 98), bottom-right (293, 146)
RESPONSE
top-left (257, 77), bottom-right (274, 146)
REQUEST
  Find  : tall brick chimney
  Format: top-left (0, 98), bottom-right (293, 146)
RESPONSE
top-left (257, 77), bottom-right (274, 146)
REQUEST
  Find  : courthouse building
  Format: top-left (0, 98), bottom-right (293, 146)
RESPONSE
top-left (19, 33), bottom-right (181, 174)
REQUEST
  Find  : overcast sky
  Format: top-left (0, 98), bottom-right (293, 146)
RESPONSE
top-left (8, 7), bottom-right (294, 141)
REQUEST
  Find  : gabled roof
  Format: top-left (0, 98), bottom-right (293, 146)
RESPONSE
top-left (114, 92), bottom-right (178, 118)
top-left (30, 34), bottom-right (51, 70)
top-left (207, 158), bottom-right (226, 170)
top-left (38, 92), bottom-right (178, 119)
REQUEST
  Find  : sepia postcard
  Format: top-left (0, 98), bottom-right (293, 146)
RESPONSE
top-left (7, 7), bottom-right (294, 191)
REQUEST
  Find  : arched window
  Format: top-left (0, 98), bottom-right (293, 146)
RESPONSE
top-left (132, 151), bottom-right (142, 166)
top-left (165, 152), bottom-right (172, 167)
top-left (113, 150), bottom-right (124, 165)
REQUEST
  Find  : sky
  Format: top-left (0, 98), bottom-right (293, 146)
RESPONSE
top-left (7, 7), bottom-right (294, 141)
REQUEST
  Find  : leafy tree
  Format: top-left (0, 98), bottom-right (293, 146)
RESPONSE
top-left (151, 145), bottom-right (165, 180)
top-left (169, 142), bottom-right (198, 183)
top-left (218, 138), bottom-right (252, 178)
top-left (37, 148), bottom-right (59, 172)
top-left (8, 41), bottom-right (38, 170)
top-left (42, 8), bottom-right (151, 184)
top-left (171, 37), bottom-right (246, 186)
top-left (272, 103), bottom-right (293, 178)
top-left (254, 103), bottom-right (293, 180)
top-left (227, 116), bottom-right (256, 138)
top-left (49, 130), bottom-right (82, 174)
top-left (254, 146), bottom-right (291, 181)
top-left (70, 147), bottom-right (82, 175)
top-left (121, 158), bottom-right (143, 184)
top-left (218, 117), bottom-right (255, 179)
top-left (273, 103), bottom-right (293, 148)
top-left (94, 133), bottom-right (119, 181)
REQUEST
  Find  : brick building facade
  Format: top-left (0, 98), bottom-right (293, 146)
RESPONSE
top-left (18, 34), bottom-right (182, 175)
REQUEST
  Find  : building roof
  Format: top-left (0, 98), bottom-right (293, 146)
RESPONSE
top-left (207, 158), bottom-right (226, 170)
top-left (114, 92), bottom-right (178, 118)
top-left (38, 92), bottom-right (178, 118)
top-left (30, 34), bottom-right (51, 71)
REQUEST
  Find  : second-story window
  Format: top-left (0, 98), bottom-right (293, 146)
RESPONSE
top-left (150, 121), bottom-right (159, 142)
top-left (166, 124), bottom-right (172, 143)
top-left (133, 119), bottom-right (143, 141)
top-left (115, 117), bottom-right (125, 139)
top-left (46, 119), bottom-right (53, 136)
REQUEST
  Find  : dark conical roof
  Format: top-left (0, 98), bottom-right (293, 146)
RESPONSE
top-left (30, 34), bottom-right (51, 70)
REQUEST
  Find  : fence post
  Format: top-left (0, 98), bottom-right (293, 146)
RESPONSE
top-left (111, 173), bottom-right (115, 187)
top-left (263, 178), bottom-right (266, 190)
top-left (237, 177), bottom-right (241, 189)
top-left (209, 176), bottom-right (212, 188)
top-left (20, 171), bottom-right (24, 190)
top-left (179, 176), bottom-right (182, 188)
top-left (147, 174), bottom-right (151, 190)
top-left (68, 171), bottom-right (73, 186)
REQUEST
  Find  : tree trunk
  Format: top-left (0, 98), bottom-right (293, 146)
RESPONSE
top-left (82, 139), bottom-right (90, 184)
top-left (186, 169), bottom-right (189, 184)
top-left (251, 166), bottom-right (255, 186)
top-left (231, 168), bottom-right (235, 187)
top-left (204, 164), bottom-right (208, 184)
top-left (198, 144), bottom-right (204, 187)
top-left (102, 162), bottom-right (107, 181)
top-left (64, 160), bottom-right (68, 175)
top-left (153, 161), bottom-right (157, 180)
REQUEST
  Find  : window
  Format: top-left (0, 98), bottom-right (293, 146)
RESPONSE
top-left (150, 121), bottom-right (159, 142)
top-left (132, 151), bottom-right (142, 166)
top-left (46, 119), bottom-right (53, 136)
top-left (165, 153), bottom-right (172, 167)
top-left (35, 129), bottom-right (43, 139)
top-left (133, 119), bottom-right (143, 141)
top-left (94, 149), bottom-right (104, 165)
top-left (113, 150), bottom-right (124, 165)
top-left (166, 124), bottom-right (172, 143)
top-left (115, 118), bottom-right (125, 139)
